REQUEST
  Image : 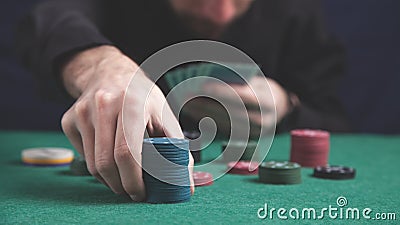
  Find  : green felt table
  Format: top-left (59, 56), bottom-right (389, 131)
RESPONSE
top-left (0, 131), bottom-right (399, 224)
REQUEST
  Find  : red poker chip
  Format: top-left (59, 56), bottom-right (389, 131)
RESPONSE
top-left (291, 149), bottom-right (329, 154)
top-left (227, 161), bottom-right (259, 175)
top-left (193, 171), bottom-right (213, 187)
top-left (291, 129), bottom-right (330, 138)
top-left (290, 129), bottom-right (330, 167)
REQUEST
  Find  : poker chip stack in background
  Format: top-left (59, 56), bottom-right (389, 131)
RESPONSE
top-left (70, 155), bottom-right (91, 176)
top-left (21, 148), bottom-right (74, 167)
top-left (193, 171), bottom-right (213, 187)
top-left (258, 161), bottom-right (302, 184)
top-left (313, 166), bottom-right (356, 180)
top-left (221, 140), bottom-right (257, 162)
top-left (290, 129), bottom-right (330, 167)
top-left (227, 161), bottom-right (259, 175)
top-left (142, 138), bottom-right (191, 204)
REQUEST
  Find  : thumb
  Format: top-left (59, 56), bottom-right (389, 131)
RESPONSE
top-left (159, 103), bottom-right (195, 194)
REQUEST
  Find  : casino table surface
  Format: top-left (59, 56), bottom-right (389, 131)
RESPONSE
top-left (0, 131), bottom-right (399, 224)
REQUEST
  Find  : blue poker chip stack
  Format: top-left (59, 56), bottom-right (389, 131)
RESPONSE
top-left (142, 137), bottom-right (191, 204)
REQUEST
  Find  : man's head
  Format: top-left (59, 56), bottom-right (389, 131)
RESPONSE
top-left (169, 0), bottom-right (254, 38)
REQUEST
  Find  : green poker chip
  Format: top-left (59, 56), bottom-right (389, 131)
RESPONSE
top-left (258, 161), bottom-right (301, 184)
top-left (70, 155), bottom-right (91, 176)
top-left (259, 161), bottom-right (301, 170)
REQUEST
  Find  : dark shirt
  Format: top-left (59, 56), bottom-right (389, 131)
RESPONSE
top-left (15, 0), bottom-right (351, 132)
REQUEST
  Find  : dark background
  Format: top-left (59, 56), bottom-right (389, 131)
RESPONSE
top-left (1, 0), bottom-right (399, 133)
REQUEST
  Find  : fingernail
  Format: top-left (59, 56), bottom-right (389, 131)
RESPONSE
top-left (130, 195), bottom-right (139, 202)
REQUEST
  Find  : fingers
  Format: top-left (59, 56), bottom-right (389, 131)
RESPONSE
top-left (63, 99), bottom-right (111, 187)
top-left (62, 72), bottom-right (193, 202)
top-left (185, 97), bottom-right (248, 123)
top-left (114, 112), bottom-right (146, 202)
top-left (93, 91), bottom-right (124, 194)
top-left (160, 103), bottom-right (184, 139)
top-left (203, 80), bottom-right (269, 110)
top-left (80, 122), bottom-right (111, 186)
top-left (188, 153), bottom-right (195, 194)
top-left (156, 98), bottom-right (194, 193)
top-left (204, 83), bottom-right (258, 111)
top-left (61, 109), bottom-right (84, 156)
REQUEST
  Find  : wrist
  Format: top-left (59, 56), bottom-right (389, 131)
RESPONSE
top-left (288, 92), bottom-right (300, 112)
top-left (276, 86), bottom-right (300, 123)
top-left (283, 89), bottom-right (300, 118)
top-left (61, 45), bottom-right (121, 98)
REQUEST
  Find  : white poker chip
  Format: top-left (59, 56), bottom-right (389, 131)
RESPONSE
top-left (21, 147), bottom-right (74, 160)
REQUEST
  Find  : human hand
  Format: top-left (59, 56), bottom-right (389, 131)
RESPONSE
top-left (60, 46), bottom-right (194, 201)
top-left (182, 76), bottom-right (292, 138)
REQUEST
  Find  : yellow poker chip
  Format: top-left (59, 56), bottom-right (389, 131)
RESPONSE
top-left (22, 157), bottom-right (74, 164)
top-left (21, 148), bottom-right (74, 166)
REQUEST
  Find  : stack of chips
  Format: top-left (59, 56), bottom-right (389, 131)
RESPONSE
top-left (258, 161), bottom-right (302, 184)
top-left (193, 171), bottom-right (213, 187)
top-left (183, 130), bottom-right (202, 163)
top-left (221, 140), bottom-right (257, 162)
top-left (70, 155), bottom-right (91, 176)
top-left (290, 129), bottom-right (330, 167)
top-left (142, 138), bottom-right (191, 204)
top-left (313, 166), bottom-right (356, 180)
top-left (21, 148), bottom-right (74, 167)
top-left (227, 161), bottom-right (259, 175)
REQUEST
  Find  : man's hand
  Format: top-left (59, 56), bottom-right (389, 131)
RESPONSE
top-left (60, 46), bottom-right (194, 201)
top-left (183, 76), bottom-right (293, 138)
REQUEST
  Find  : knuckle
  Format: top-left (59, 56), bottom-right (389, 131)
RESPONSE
top-left (149, 86), bottom-right (166, 101)
top-left (74, 99), bottom-right (90, 118)
top-left (114, 144), bottom-right (132, 162)
top-left (95, 157), bottom-right (113, 174)
top-left (61, 111), bottom-right (73, 133)
top-left (94, 90), bottom-right (121, 110)
top-left (87, 163), bottom-right (99, 177)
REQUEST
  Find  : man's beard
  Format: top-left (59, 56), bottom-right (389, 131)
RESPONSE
top-left (176, 13), bottom-right (230, 39)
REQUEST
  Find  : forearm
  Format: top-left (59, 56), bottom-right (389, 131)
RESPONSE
top-left (61, 45), bottom-right (122, 98)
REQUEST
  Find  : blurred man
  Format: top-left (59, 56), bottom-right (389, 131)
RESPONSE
top-left (16, 0), bottom-right (350, 201)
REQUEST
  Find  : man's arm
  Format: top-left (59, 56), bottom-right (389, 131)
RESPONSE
top-left (15, 0), bottom-right (194, 200)
top-left (15, 0), bottom-right (111, 100)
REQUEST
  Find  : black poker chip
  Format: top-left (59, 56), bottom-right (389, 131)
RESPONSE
top-left (313, 165), bottom-right (356, 180)
top-left (70, 155), bottom-right (91, 176)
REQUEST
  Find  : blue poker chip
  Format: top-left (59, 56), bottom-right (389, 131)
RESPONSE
top-left (146, 193), bottom-right (191, 204)
top-left (143, 156), bottom-right (189, 163)
top-left (144, 173), bottom-right (190, 182)
top-left (143, 149), bottom-right (189, 157)
top-left (143, 161), bottom-right (189, 168)
top-left (142, 137), bottom-right (191, 204)
top-left (143, 137), bottom-right (189, 145)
